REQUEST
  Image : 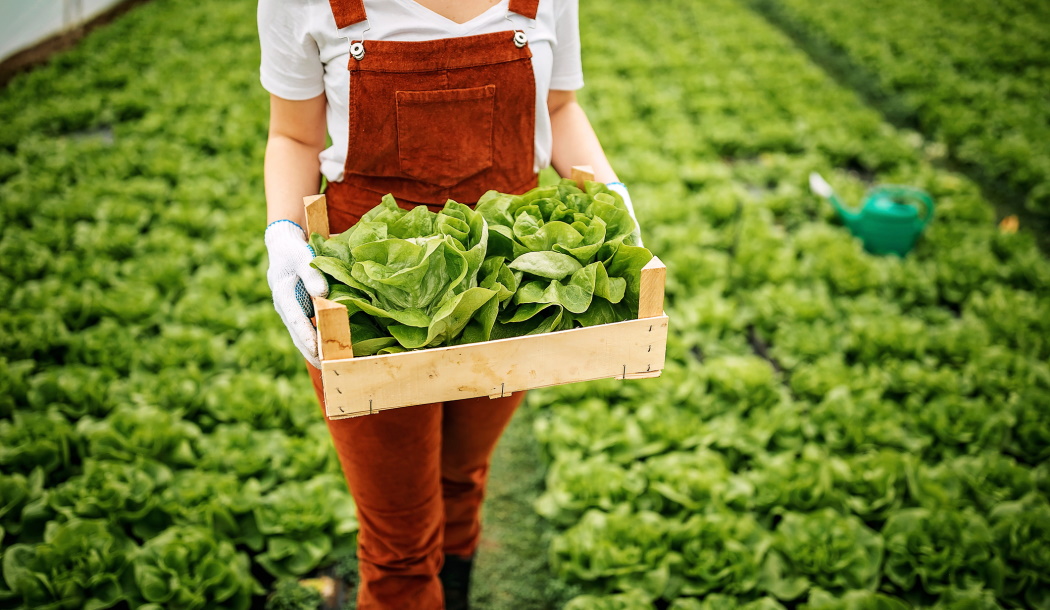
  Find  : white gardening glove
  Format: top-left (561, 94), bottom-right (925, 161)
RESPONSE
top-left (265, 220), bottom-right (329, 368)
top-left (606, 181), bottom-right (644, 247)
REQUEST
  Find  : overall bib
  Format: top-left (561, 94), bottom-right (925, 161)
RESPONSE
top-left (308, 1), bottom-right (540, 606)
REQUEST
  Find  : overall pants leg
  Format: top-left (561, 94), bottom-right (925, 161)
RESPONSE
top-left (308, 1), bottom-right (541, 607)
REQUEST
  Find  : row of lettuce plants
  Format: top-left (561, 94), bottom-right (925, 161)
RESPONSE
top-left (745, 0), bottom-right (1050, 215)
top-left (0, 1), bottom-right (359, 608)
top-left (526, 0), bottom-right (1050, 607)
top-left (1, 0), bottom-right (1048, 608)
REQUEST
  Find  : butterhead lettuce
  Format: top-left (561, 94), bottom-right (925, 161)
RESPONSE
top-left (310, 181), bottom-right (654, 355)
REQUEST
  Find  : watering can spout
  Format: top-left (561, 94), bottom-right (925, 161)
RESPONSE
top-left (809, 172), bottom-right (861, 226)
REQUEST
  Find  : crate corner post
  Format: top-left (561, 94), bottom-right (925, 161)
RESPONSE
top-left (624, 255), bottom-right (668, 380)
top-left (315, 297), bottom-right (353, 362)
top-left (571, 165), bottom-right (595, 189)
top-left (303, 194), bottom-right (330, 239)
top-left (314, 296), bottom-right (356, 419)
top-left (638, 256), bottom-right (666, 319)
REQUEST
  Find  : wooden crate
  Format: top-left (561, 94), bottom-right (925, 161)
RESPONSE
top-left (306, 169), bottom-right (668, 420)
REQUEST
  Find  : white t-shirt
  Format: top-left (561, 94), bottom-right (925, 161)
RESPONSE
top-left (258, 0), bottom-right (585, 182)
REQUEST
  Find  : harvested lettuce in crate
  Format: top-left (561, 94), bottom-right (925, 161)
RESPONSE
top-left (309, 180), bottom-right (653, 356)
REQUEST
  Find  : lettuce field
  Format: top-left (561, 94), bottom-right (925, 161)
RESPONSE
top-left (1, 0), bottom-right (1048, 609)
top-left (748, 0), bottom-right (1050, 217)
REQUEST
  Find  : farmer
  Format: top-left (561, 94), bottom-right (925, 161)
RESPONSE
top-left (258, 0), bottom-right (636, 607)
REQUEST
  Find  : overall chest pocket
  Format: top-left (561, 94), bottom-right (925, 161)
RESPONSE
top-left (396, 85), bottom-right (496, 188)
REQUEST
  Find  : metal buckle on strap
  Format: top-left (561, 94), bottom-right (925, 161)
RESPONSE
top-left (513, 30), bottom-right (528, 48)
top-left (343, 20), bottom-right (370, 61)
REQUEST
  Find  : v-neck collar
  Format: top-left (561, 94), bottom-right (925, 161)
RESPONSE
top-left (392, 0), bottom-right (509, 32)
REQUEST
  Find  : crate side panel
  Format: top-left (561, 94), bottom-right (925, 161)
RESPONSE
top-left (321, 315), bottom-right (668, 417)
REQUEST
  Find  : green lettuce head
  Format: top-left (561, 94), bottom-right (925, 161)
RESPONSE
top-left (310, 183), bottom-right (654, 354)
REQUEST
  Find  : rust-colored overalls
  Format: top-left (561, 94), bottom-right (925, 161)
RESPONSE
top-left (307, 0), bottom-right (540, 607)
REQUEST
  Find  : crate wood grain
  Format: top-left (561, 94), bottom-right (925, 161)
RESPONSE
top-left (307, 167), bottom-right (668, 420)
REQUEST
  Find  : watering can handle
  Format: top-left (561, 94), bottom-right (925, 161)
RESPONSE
top-left (912, 189), bottom-right (935, 228)
top-left (882, 185), bottom-right (935, 228)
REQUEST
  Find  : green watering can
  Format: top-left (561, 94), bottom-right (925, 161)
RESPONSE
top-left (809, 172), bottom-right (935, 256)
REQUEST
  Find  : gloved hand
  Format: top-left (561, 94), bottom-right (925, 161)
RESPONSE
top-left (265, 220), bottom-right (329, 368)
top-left (606, 181), bottom-right (644, 247)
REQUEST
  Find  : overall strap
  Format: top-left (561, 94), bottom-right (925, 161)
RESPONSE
top-left (508, 0), bottom-right (539, 19)
top-left (329, 0), bottom-right (367, 29)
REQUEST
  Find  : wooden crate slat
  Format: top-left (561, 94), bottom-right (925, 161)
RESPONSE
top-left (321, 314), bottom-right (669, 419)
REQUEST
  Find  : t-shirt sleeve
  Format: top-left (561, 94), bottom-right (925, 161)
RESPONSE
top-left (258, 0), bottom-right (325, 100)
top-left (550, 0), bottom-right (584, 90)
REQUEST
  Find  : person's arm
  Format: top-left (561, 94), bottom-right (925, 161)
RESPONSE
top-left (548, 89), bottom-right (643, 244)
top-left (547, 89), bottom-right (618, 182)
top-left (264, 92), bottom-right (328, 225)
top-left (263, 92), bottom-right (330, 367)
